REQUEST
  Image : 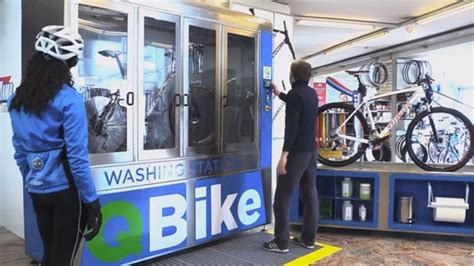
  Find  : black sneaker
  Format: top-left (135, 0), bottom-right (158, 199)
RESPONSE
top-left (292, 236), bottom-right (315, 249)
top-left (262, 240), bottom-right (289, 253)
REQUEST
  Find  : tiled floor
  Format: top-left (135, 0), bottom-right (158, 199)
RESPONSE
top-left (0, 227), bottom-right (31, 266)
top-left (1, 225), bottom-right (473, 265)
top-left (315, 227), bottom-right (474, 265)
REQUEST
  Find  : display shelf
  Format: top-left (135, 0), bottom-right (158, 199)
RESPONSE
top-left (319, 195), bottom-right (335, 199)
top-left (388, 173), bottom-right (474, 235)
top-left (332, 196), bottom-right (373, 201)
top-left (319, 219), bottom-right (376, 228)
top-left (290, 170), bottom-right (379, 229)
top-left (292, 165), bottom-right (474, 236)
top-left (320, 195), bottom-right (374, 202)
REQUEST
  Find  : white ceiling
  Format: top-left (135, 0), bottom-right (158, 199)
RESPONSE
top-left (278, 0), bottom-right (458, 22)
top-left (272, 0), bottom-right (474, 68)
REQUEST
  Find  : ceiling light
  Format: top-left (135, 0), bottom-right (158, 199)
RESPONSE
top-left (79, 23), bottom-right (127, 36)
top-left (296, 19), bottom-right (376, 30)
top-left (416, 2), bottom-right (474, 25)
top-left (324, 31), bottom-right (389, 55)
top-left (350, 31), bottom-right (389, 46)
top-left (149, 42), bottom-right (174, 49)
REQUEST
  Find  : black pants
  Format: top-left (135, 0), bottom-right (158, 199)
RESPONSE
top-left (274, 151), bottom-right (319, 248)
top-left (30, 188), bottom-right (86, 266)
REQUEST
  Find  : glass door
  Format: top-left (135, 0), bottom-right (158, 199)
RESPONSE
top-left (223, 28), bottom-right (259, 153)
top-left (75, 2), bottom-right (135, 164)
top-left (138, 9), bottom-right (181, 160)
top-left (184, 19), bottom-right (220, 156)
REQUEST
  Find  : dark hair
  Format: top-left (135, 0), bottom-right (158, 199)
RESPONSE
top-left (290, 60), bottom-right (312, 82)
top-left (9, 52), bottom-right (78, 115)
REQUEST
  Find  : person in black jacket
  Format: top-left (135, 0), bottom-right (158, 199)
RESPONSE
top-left (263, 60), bottom-right (319, 253)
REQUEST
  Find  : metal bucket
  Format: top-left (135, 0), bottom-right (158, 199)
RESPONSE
top-left (397, 196), bottom-right (415, 224)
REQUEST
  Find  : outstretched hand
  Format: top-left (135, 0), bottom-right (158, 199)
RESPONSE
top-left (271, 83), bottom-right (282, 97)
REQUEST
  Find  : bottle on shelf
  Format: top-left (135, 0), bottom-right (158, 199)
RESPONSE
top-left (342, 178), bottom-right (353, 198)
top-left (359, 183), bottom-right (371, 200)
top-left (342, 200), bottom-right (353, 221)
top-left (359, 204), bottom-right (367, 222)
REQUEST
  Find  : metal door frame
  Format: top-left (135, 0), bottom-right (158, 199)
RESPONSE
top-left (222, 27), bottom-right (260, 153)
top-left (138, 9), bottom-right (182, 161)
top-left (183, 18), bottom-right (222, 157)
top-left (70, 0), bottom-right (136, 165)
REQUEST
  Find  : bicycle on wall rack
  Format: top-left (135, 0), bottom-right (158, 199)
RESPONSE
top-left (316, 70), bottom-right (474, 172)
top-left (271, 20), bottom-right (296, 122)
top-left (326, 62), bottom-right (392, 162)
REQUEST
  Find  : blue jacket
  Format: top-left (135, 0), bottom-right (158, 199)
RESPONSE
top-left (8, 84), bottom-right (98, 203)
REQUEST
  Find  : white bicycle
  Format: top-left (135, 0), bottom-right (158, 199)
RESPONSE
top-left (316, 71), bottom-right (473, 172)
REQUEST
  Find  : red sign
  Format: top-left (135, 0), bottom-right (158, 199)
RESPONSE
top-left (0, 76), bottom-right (11, 84)
top-left (313, 82), bottom-right (326, 105)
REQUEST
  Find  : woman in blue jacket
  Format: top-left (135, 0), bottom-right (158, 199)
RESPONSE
top-left (8, 25), bottom-right (102, 266)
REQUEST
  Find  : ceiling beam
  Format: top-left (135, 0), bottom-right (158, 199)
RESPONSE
top-left (295, 16), bottom-right (398, 29)
top-left (311, 25), bottom-right (474, 76)
top-left (301, 1), bottom-right (474, 60)
top-left (232, 0), bottom-right (291, 14)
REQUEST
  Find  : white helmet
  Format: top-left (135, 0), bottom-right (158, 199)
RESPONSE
top-left (35, 25), bottom-right (84, 61)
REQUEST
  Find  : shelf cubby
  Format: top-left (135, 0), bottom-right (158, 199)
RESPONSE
top-left (388, 173), bottom-right (474, 235)
top-left (290, 170), bottom-right (379, 229)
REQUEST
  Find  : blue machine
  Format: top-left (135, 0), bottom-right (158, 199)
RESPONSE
top-left (24, 1), bottom-right (274, 264)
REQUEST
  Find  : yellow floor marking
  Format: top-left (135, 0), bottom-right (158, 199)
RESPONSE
top-left (284, 241), bottom-right (341, 266)
top-left (264, 230), bottom-right (342, 265)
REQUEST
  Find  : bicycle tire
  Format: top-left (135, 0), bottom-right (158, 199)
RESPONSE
top-left (189, 85), bottom-right (216, 146)
top-left (395, 135), bottom-right (406, 160)
top-left (401, 142), bottom-right (428, 163)
top-left (406, 107), bottom-right (474, 171)
top-left (317, 102), bottom-right (369, 167)
top-left (371, 140), bottom-right (392, 162)
top-left (402, 60), bottom-right (432, 85)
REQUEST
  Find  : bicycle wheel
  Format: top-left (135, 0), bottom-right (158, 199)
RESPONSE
top-left (401, 142), bottom-right (428, 163)
top-left (189, 85), bottom-right (216, 146)
top-left (370, 140), bottom-right (391, 162)
top-left (395, 135), bottom-right (406, 161)
top-left (316, 102), bottom-right (369, 167)
top-left (406, 107), bottom-right (473, 171)
top-left (85, 88), bottom-right (127, 153)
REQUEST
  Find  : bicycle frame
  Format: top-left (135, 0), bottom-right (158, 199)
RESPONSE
top-left (336, 85), bottom-right (426, 145)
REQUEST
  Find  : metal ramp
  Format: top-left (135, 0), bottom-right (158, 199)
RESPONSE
top-left (142, 231), bottom-right (325, 265)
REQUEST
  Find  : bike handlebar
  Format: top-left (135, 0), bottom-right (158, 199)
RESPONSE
top-left (273, 21), bottom-right (296, 60)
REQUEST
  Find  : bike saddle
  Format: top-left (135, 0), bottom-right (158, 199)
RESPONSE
top-left (87, 88), bottom-right (112, 98)
top-left (345, 70), bottom-right (369, 75)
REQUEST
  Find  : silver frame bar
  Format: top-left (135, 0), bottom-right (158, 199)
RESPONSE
top-left (223, 27), bottom-right (260, 153)
top-left (184, 19), bottom-right (221, 156)
top-left (138, 9), bottom-right (182, 161)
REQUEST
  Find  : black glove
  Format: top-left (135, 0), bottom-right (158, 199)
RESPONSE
top-left (84, 199), bottom-right (102, 241)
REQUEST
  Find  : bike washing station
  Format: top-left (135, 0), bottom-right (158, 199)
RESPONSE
top-left (22, 1), bottom-right (274, 264)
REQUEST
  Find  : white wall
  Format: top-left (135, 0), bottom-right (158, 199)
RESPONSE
top-left (0, 0), bottom-right (24, 238)
top-left (231, 3), bottom-right (294, 201)
top-left (271, 13), bottom-right (294, 196)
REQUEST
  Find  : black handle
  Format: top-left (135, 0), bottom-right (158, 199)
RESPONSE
top-left (183, 94), bottom-right (189, 107)
top-left (283, 21), bottom-right (296, 60)
top-left (174, 93), bottom-right (182, 106)
top-left (223, 95), bottom-right (228, 107)
top-left (126, 92), bottom-right (134, 106)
